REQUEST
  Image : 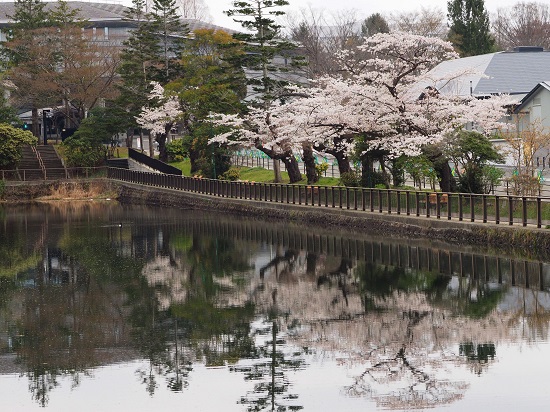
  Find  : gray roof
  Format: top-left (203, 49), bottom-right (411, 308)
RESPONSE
top-left (427, 48), bottom-right (550, 99)
top-left (0, 1), bottom-right (236, 33)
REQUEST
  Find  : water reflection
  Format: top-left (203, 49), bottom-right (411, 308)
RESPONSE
top-left (0, 202), bottom-right (549, 410)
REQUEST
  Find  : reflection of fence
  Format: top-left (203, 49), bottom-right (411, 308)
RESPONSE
top-left (173, 218), bottom-right (550, 291)
top-left (108, 168), bottom-right (550, 229)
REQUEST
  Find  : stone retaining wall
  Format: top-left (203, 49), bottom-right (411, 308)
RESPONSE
top-left (116, 181), bottom-right (550, 260)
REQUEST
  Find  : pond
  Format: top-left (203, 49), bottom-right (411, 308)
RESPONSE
top-left (0, 201), bottom-right (549, 411)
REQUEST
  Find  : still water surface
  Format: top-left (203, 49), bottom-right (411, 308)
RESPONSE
top-left (0, 202), bottom-right (549, 411)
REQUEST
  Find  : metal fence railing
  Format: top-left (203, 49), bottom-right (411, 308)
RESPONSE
top-left (108, 168), bottom-right (550, 229)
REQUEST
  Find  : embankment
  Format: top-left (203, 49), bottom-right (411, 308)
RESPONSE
top-left (3, 179), bottom-right (550, 259)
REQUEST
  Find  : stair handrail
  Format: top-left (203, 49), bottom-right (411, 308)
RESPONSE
top-left (31, 145), bottom-right (46, 180)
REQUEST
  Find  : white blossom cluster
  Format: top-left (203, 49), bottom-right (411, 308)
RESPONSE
top-left (209, 33), bottom-right (515, 159)
top-left (136, 81), bottom-right (181, 137)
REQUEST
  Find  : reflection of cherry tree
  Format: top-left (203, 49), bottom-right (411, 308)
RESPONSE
top-left (247, 251), bottom-right (550, 410)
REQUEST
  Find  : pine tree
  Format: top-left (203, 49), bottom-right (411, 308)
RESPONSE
top-left (447, 0), bottom-right (494, 57)
top-left (2, 0), bottom-right (51, 139)
top-left (2, 0), bottom-right (48, 67)
top-left (150, 0), bottom-right (189, 83)
top-left (225, 0), bottom-right (300, 104)
top-left (116, 0), bottom-right (163, 147)
top-left (224, 0), bottom-right (304, 182)
top-left (362, 13), bottom-right (390, 37)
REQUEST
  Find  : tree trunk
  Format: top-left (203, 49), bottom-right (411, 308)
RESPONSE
top-left (361, 154), bottom-right (375, 187)
top-left (126, 128), bottom-right (133, 149)
top-left (189, 147), bottom-right (200, 174)
top-left (426, 149), bottom-right (456, 192)
top-left (273, 159), bottom-right (282, 183)
top-left (280, 154), bottom-right (302, 183)
top-left (314, 136), bottom-right (353, 176)
top-left (332, 151), bottom-right (351, 175)
top-left (256, 139), bottom-right (302, 183)
top-left (156, 134), bottom-right (168, 162)
top-left (148, 132), bottom-right (154, 157)
top-left (302, 144), bottom-right (318, 184)
top-left (436, 162), bottom-right (455, 192)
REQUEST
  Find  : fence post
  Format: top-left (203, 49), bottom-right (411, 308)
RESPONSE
top-left (509, 197), bottom-right (514, 225)
top-left (396, 190), bottom-right (401, 214)
top-left (522, 197), bottom-right (527, 227)
top-left (495, 195), bottom-right (500, 224)
top-left (537, 197), bottom-right (542, 228)
top-left (425, 192), bottom-right (430, 218)
top-left (470, 195), bottom-right (475, 222)
top-left (483, 195), bottom-right (487, 223)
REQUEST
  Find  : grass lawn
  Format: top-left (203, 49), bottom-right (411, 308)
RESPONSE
top-left (169, 159), bottom-right (192, 176)
top-left (168, 160), bottom-right (341, 186)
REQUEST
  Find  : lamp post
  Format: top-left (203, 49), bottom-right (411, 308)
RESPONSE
top-left (42, 109), bottom-right (50, 145)
top-left (209, 112), bottom-right (216, 179)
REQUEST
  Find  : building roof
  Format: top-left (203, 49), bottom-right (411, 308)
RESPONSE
top-left (427, 47), bottom-right (550, 99)
top-left (0, 1), bottom-right (235, 33)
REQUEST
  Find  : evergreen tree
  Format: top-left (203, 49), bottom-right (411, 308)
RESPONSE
top-left (225, 0), bottom-right (301, 104)
top-left (224, 0), bottom-right (304, 182)
top-left (447, 0), bottom-right (494, 57)
top-left (361, 13), bottom-right (390, 37)
top-left (150, 0), bottom-right (189, 83)
top-left (2, 0), bottom-right (51, 139)
top-left (2, 0), bottom-right (48, 68)
top-left (116, 0), bottom-right (163, 147)
top-left (117, 0), bottom-right (189, 149)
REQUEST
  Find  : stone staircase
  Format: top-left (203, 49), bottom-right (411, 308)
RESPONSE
top-left (36, 145), bottom-right (66, 180)
top-left (18, 145), bottom-right (44, 180)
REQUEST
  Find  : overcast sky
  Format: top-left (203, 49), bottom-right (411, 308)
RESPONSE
top-left (201, 0), bottom-right (525, 31)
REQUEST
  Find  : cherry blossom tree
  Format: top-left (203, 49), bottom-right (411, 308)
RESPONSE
top-left (210, 102), bottom-right (303, 183)
top-left (211, 32), bottom-right (513, 189)
top-left (136, 81), bottom-right (181, 161)
top-left (278, 32), bottom-right (513, 189)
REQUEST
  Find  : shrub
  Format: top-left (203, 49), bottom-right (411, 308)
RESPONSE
top-left (481, 165), bottom-right (505, 194)
top-left (219, 167), bottom-right (241, 181)
top-left (62, 137), bottom-right (106, 167)
top-left (340, 171), bottom-right (360, 187)
top-left (315, 163), bottom-right (329, 180)
top-left (0, 179), bottom-right (5, 199)
top-left (166, 138), bottom-right (188, 162)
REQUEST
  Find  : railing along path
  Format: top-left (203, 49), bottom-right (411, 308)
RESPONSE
top-left (108, 168), bottom-right (550, 230)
